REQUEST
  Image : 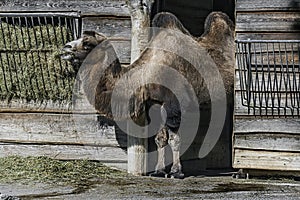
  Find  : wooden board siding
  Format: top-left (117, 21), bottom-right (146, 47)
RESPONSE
top-left (0, 0), bottom-right (130, 16)
top-left (236, 0), bottom-right (300, 12)
top-left (235, 0), bottom-right (300, 40)
top-left (234, 149), bottom-right (300, 171)
top-left (0, 113), bottom-right (127, 170)
top-left (236, 12), bottom-right (300, 32)
top-left (234, 0), bottom-right (300, 173)
top-left (233, 118), bottom-right (300, 171)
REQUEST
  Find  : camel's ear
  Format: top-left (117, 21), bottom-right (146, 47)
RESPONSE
top-left (94, 32), bottom-right (107, 43)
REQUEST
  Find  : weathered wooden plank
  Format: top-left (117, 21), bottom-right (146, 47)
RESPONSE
top-left (236, 12), bottom-right (300, 32)
top-left (0, 123), bottom-right (119, 147)
top-left (234, 118), bottom-right (300, 134)
top-left (234, 133), bottom-right (300, 152)
top-left (0, 99), bottom-right (72, 113)
top-left (242, 169), bottom-right (300, 177)
top-left (233, 149), bottom-right (300, 171)
top-left (0, 113), bottom-right (126, 147)
top-left (82, 17), bottom-right (131, 38)
top-left (236, 33), bottom-right (300, 40)
top-left (236, 0), bottom-right (300, 11)
top-left (0, 0), bottom-right (130, 16)
top-left (0, 143), bottom-right (127, 168)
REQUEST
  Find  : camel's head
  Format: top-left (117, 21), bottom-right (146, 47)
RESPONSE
top-left (60, 31), bottom-right (107, 68)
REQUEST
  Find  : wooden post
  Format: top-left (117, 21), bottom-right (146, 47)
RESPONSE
top-left (128, 0), bottom-right (154, 63)
top-left (127, 0), bottom-right (154, 175)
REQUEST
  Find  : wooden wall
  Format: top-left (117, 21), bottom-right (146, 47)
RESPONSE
top-left (234, 0), bottom-right (300, 174)
top-left (0, 0), bottom-right (130, 170)
top-left (235, 0), bottom-right (300, 40)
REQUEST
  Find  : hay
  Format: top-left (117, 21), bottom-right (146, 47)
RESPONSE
top-left (0, 156), bottom-right (126, 186)
top-left (0, 22), bottom-right (76, 103)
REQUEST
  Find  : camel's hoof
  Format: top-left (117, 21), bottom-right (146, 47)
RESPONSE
top-left (168, 172), bottom-right (185, 179)
top-left (149, 170), bottom-right (167, 178)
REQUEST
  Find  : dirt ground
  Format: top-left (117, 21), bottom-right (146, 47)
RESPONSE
top-left (1, 173), bottom-right (300, 200)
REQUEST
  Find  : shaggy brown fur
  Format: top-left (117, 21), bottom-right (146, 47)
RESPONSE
top-left (61, 11), bottom-right (235, 178)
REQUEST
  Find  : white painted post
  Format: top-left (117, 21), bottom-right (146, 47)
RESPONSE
top-left (127, 0), bottom-right (154, 175)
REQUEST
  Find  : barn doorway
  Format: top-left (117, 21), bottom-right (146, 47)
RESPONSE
top-left (152, 0), bottom-right (235, 36)
top-left (148, 0), bottom-right (236, 174)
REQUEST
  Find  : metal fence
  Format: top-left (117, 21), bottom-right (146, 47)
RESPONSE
top-left (236, 40), bottom-right (300, 117)
top-left (0, 12), bottom-right (81, 107)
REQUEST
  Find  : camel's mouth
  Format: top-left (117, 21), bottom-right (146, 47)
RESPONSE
top-left (60, 48), bottom-right (83, 67)
top-left (60, 47), bottom-right (75, 61)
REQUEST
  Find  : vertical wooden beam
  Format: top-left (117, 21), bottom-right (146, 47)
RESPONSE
top-left (128, 0), bottom-right (154, 63)
top-left (127, 0), bottom-right (154, 175)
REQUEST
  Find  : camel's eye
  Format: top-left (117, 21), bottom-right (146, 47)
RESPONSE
top-left (82, 41), bottom-right (93, 50)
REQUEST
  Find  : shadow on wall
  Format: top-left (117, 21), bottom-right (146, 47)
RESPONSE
top-left (290, 0), bottom-right (300, 33)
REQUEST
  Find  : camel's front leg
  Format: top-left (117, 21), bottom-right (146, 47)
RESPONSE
top-left (169, 130), bottom-right (184, 179)
top-left (150, 127), bottom-right (168, 177)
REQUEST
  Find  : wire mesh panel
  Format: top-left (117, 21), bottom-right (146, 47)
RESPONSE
top-left (236, 40), bottom-right (300, 117)
top-left (0, 12), bottom-right (81, 108)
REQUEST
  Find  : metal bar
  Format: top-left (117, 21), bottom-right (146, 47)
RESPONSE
top-left (2, 18), bottom-right (15, 96)
top-left (258, 42), bottom-right (265, 115)
top-left (41, 16), bottom-right (54, 99)
top-left (57, 17), bottom-right (66, 93)
top-left (277, 42), bottom-right (284, 115)
top-left (44, 16), bottom-right (52, 46)
top-left (237, 40), bottom-right (300, 43)
top-left (0, 52), bottom-right (9, 93)
top-left (291, 43), bottom-right (299, 114)
top-left (11, 17), bottom-right (24, 98)
top-left (24, 16), bottom-right (32, 49)
top-left (271, 42), bottom-right (278, 115)
top-left (297, 44), bottom-right (300, 116)
top-left (239, 43), bottom-right (248, 103)
top-left (37, 16), bottom-right (45, 48)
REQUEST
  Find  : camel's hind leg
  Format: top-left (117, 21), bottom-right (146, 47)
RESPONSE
top-left (150, 127), bottom-right (168, 177)
top-left (168, 130), bottom-right (184, 179)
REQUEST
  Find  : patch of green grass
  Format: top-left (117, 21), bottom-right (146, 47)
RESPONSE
top-left (0, 156), bottom-right (126, 186)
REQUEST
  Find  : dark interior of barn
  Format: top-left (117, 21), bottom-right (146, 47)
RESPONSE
top-left (152, 0), bottom-right (235, 36)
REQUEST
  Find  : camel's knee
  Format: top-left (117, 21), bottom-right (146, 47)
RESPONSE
top-left (155, 127), bottom-right (169, 148)
top-left (168, 131), bottom-right (180, 151)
